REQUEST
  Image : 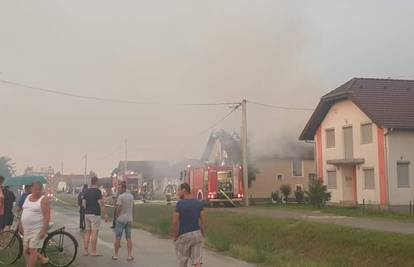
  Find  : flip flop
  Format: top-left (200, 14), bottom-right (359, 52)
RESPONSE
top-left (127, 256), bottom-right (135, 262)
top-left (112, 255), bottom-right (119, 260)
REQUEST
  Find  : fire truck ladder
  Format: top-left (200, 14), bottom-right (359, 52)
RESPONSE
top-left (219, 189), bottom-right (237, 207)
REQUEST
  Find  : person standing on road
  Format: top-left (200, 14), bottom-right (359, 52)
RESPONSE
top-left (21, 181), bottom-right (51, 267)
top-left (0, 176), bottom-right (5, 232)
top-left (112, 181), bottom-right (134, 261)
top-left (78, 184), bottom-right (88, 230)
top-left (83, 176), bottom-right (109, 256)
top-left (172, 183), bottom-right (206, 267)
top-left (17, 185), bottom-right (31, 212)
top-left (1, 186), bottom-right (16, 231)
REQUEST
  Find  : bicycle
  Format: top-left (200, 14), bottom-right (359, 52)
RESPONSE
top-left (0, 225), bottom-right (78, 267)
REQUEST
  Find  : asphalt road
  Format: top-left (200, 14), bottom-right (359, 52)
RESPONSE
top-left (52, 205), bottom-right (255, 267)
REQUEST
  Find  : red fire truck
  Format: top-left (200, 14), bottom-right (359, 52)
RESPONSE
top-left (182, 164), bottom-right (245, 206)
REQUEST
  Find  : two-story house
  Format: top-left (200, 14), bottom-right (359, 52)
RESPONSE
top-left (300, 78), bottom-right (414, 209)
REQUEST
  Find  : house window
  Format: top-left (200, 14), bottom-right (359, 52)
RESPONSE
top-left (361, 123), bottom-right (373, 144)
top-left (327, 170), bottom-right (337, 189)
top-left (292, 159), bottom-right (303, 177)
top-left (363, 168), bottom-right (375, 189)
top-left (276, 174), bottom-right (283, 181)
top-left (326, 129), bottom-right (335, 148)
top-left (397, 162), bottom-right (410, 188)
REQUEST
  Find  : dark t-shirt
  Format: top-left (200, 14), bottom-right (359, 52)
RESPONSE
top-left (3, 189), bottom-right (15, 218)
top-left (175, 199), bottom-right (204, 236)
top-left (84, 188), bottom-right (102, 216)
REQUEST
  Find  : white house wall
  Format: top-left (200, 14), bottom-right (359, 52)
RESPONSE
top-left (318, 100), bottom-right (381, 204)
top-left (387, 130), bottom-right (414, 205)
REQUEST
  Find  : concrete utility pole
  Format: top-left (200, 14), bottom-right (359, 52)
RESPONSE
top-left (84, 154), bottom-right (88, 184)
top-left (241, 99), bottom-right (249, 206)
top-left (124, 139), bottom-right (128, 175)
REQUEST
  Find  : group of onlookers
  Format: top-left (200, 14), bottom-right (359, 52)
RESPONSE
top-left (1, 173), bottom-right (206, 267)
top-left (77, 177), bottom-right (205, 267)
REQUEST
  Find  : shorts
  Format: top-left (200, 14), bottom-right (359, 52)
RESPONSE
top-left (175, 230), bottom-right (203, 267)
top-left (23, 229), bottom-right (45, 249)
top-left (115, 221), bottom-right (132, 240)
top-left (85, 214), bottom-right (101, 231)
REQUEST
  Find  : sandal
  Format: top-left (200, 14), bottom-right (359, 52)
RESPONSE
top-left (127, 256), bottom-right (135, 262)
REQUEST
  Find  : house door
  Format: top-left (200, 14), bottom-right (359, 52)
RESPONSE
top-left (343, 126), bottom-right (353, 159)
top-left (343, 175), bottom-right (354, 201)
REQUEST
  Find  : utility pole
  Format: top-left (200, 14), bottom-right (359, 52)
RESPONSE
top-left (241, 99), bottom-right (249, 206)
top-left (84, 154), bottom-right (88, 184)
top-left (61, 161), bottom-right (64, 176)
top-left (124, 139), bottom-right (128, 175)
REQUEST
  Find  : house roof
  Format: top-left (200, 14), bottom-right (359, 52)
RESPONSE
top-left (201, 130), bottom-right (241, 164)
top-left (300, 78), bottom-right (414, 140)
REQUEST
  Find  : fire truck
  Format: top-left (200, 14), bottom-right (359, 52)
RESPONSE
top-left (182, 164), bottom-right (244, 206)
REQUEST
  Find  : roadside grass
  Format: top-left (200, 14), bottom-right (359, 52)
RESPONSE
top-left (133, 204), bottom-right (414, 267)
top-left (54, 193), bottom-right (78, 207)
top-left (258, 203), bottom-right (414, 223)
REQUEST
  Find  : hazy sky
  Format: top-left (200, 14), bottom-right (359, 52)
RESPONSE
top-left (1, 0), bottom-right (414, 176)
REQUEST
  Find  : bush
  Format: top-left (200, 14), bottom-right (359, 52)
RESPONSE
top-left (271, 191), bottom-right (281, 203)
top-left (294, 190), bottom-right (305, 204)
top-left (280, 184), bottom-right (292, 203)
top-left (306, 178), bottom-right (331, 208)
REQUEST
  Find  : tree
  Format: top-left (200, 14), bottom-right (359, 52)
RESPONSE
top-left (280, 184), bottom-right (292, 203)
top-left (306, 179), bottom-right (331, 208)
top-left (0, 157), bottom-right (15, 178)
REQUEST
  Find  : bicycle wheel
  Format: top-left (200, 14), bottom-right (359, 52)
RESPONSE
top-left (0, 230), bottom-right (23, 265)
top-left (42, 231), bottom-right (78, 267)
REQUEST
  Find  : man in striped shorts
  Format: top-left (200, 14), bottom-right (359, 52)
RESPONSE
top-left (172, 183), bottom-right (205, 267)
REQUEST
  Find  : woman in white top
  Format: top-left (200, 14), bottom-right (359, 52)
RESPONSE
top-left (21, 181), bottom-right (51, 267)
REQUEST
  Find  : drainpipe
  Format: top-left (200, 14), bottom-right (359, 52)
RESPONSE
top-left (384, 128), bottom-right (392, 208)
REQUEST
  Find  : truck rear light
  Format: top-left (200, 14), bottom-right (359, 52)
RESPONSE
top-left (208, 192), bottom-right (217, 199)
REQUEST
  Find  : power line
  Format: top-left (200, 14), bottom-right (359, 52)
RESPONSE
top-left (248, 100), bottom-right (314, 111)
top-left (0, 78), bottom-right (240, 107)
top-left (195, 103), bottom-right (241, 136)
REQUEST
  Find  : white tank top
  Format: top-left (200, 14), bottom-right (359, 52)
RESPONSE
top-left (21, 194), bottom-right (45, 232)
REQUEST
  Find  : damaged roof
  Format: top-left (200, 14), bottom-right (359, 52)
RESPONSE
top-left (300, 78), bottom-right (414, 140)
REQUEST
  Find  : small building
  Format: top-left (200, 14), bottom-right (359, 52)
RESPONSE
top-left (300, 78), bottom-right (414, 209)
top-left (249, 145), bottom-right (315, 201)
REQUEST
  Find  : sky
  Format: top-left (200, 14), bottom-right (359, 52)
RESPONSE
top-left (1, 0), bottom-right (414, 176)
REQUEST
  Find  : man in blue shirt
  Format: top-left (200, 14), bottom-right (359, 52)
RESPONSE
top-left (172, 183), bottom-right (205, 267)
top-left (17, 185), bottom-right (31, 211)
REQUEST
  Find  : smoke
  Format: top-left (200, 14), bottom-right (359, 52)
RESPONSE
top-left (0, 0), bottom-right (323, 175)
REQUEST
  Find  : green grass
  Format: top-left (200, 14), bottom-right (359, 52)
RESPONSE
top-left (132, 204), bottom-right (414, 267)
top-left (54, 193), bottom-right (78, 207)
top-left (258, 203), bottom-right (414, 223)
